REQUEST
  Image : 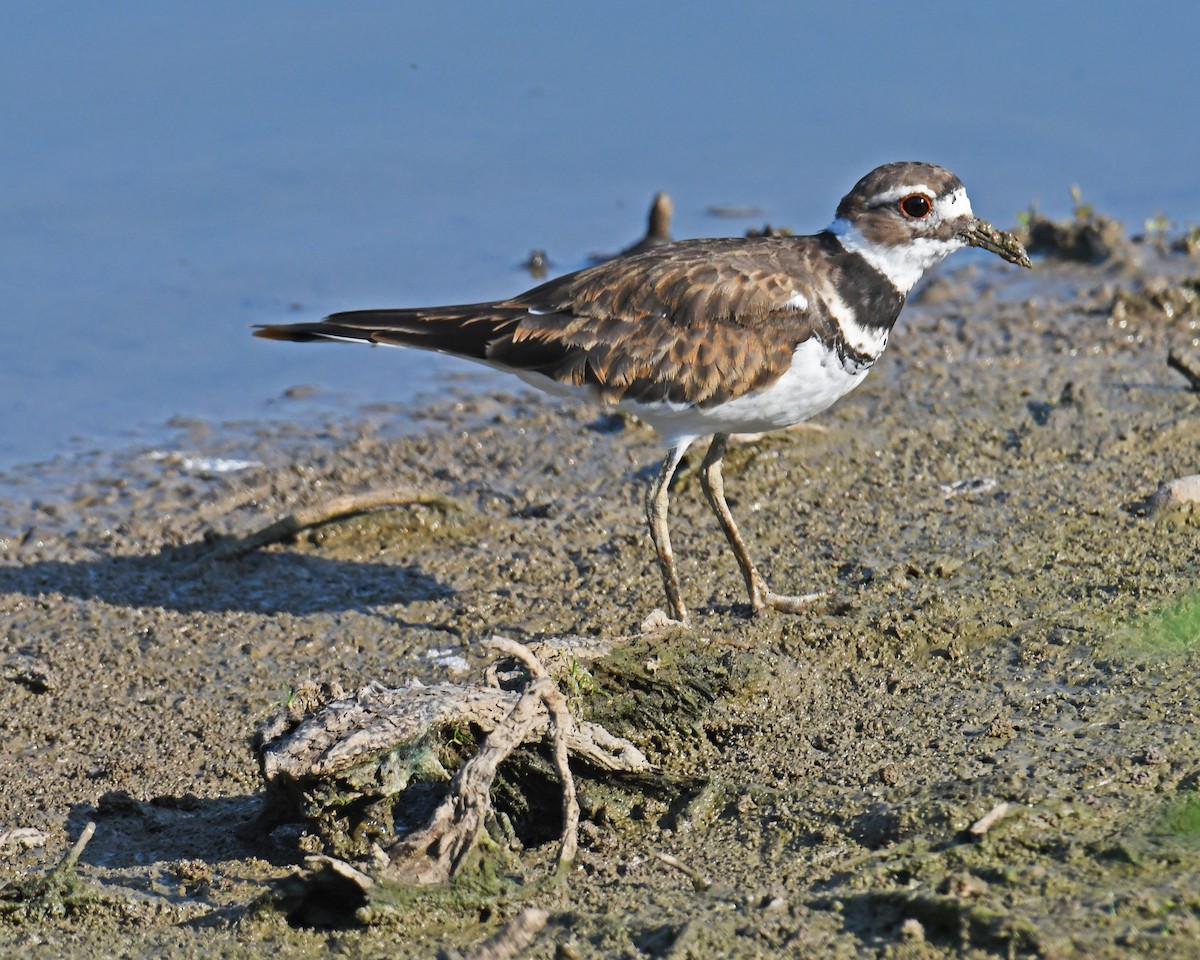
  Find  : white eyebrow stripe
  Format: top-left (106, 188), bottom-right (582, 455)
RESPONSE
top-left (868, 183), bottom-right (936, 205)
top-left (865, 184), bottom-right (974, 220)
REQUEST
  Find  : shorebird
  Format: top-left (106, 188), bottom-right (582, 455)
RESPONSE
top-left (256, 162), bottom-right (1031, 623)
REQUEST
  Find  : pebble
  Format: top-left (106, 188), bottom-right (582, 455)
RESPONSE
top-left (1148, 474), bottom-right (1200, 515)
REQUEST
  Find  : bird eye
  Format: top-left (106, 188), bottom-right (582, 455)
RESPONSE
top-left (899, 194), bottom-right (933, 219)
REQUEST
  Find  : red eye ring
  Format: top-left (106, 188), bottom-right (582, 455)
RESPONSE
top-left (899, 194), bottom-right (933, 219)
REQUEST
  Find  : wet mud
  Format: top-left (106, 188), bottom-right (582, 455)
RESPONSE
top-left (3, 213), bottom-right (1200, 957)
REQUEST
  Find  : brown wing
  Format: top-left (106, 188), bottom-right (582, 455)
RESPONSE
top-left (255, 235), bottom-right (840, 408)
top-left (498, 236), bottom-right (838, 405)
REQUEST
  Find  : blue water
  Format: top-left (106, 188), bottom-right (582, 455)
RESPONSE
top-left (2, 2), bottom-right (1197, 470)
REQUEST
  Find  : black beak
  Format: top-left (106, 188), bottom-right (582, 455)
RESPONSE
top-left (961, 219), bottom-right (1032, 268)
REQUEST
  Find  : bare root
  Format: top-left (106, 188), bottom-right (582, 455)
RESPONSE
top-left (384, 638), bottom-right (582, 884)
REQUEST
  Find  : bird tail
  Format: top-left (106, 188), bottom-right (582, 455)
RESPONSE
top-left (253, 304), bottom-right (528, 361)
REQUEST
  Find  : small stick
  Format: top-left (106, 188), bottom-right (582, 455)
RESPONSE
top-left (1167, 349), bottom-right (1200, 393)
top-left (199, 487), bottom-right (458, 562)
top-left (460, 907), bottom-right (549, 960)
top-left (486, 636), bottom-right (548, 679)
top-left (68, 823), bottom-right (94, 856)
top-left (969, 802), bottom-right (1012, 836)
top-left (654, 851), bottom-right (711, 891)
top-left (42, 821), bottom-right (96, 886)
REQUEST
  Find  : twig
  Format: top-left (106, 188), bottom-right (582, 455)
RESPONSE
top-left (969, 802), bottom-right (1012, 836)
top-left (198, 487), bottom-right (458, 562)
top-left (55, 822), bottom-right (96, 876)
top-left (0, 822), bottom-right (100, 918)
top-left (544, 691), bottom-right (579, 873)
top-left (1168, 349), bottom-right (1200, 393)
top-left (654, 851), bottom-right (711, 891)
top-left (460, 907), bottom-right (549, 960)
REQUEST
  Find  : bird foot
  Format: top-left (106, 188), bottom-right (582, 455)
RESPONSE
top-left (640, 608), bottom-right (689, 634)
top-left (755, 588), bottom-right (825, 614)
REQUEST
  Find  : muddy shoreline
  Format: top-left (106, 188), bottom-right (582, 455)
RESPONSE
top-left (3, 222), bottom-right (1200, 957)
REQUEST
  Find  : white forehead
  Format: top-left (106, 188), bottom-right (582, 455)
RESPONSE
top-left (870, 184), bottom-right (974, 219)
top-left (937, 186), bottom-right (973, 219)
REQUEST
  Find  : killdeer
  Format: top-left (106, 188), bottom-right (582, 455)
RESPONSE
top-left (256, 162), bottom-right (1031, 624)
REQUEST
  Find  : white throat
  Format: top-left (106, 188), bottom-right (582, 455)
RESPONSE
top-left (829, 219), bottom-right (964, 295)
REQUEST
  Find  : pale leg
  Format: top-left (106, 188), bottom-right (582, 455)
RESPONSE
top-left (699, 434), bottom-right (823, 613)
top-left (645, 443), bottom-right (692, 623)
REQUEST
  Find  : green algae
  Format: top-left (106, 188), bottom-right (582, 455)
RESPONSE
top-left (0, 825), bottom-right (116, 924)
top-left (1123, 590), bottom-right (1200, 659)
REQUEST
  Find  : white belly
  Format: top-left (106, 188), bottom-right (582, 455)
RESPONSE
top-left (622, 338), bottom-right (871, 445)
top-left (511, 338), bottom-right (872, 448)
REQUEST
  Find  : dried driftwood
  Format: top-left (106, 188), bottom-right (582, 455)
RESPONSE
top-left (256, 636), bottom-right (649, 886)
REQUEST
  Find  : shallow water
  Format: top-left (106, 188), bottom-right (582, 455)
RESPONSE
top-left (2, 2), bottom-right (1199, 472)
